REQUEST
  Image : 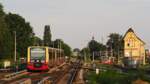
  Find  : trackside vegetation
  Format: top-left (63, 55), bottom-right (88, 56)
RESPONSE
top-left (84, 67), bottom-right (150, 84)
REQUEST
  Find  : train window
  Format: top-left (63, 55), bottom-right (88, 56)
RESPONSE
top-left (30, 48), bottom-right (46, 62)
top-left (41, 60), bottom-right (45, 63)
top-left (31, 60), bottom-right (34, 62)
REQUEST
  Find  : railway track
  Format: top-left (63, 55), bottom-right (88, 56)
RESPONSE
top-left (0, 70), bottom-right (30, 84)
top-left (67, 59), bottom-right (82, 84)
top-left (28, 63), bottom-right (68, 84)
top-left (0, 60), bottom-right (82, 84)
top-left (36, 59), bottom-right (82, 84)
top-left (36, 63), bottom-right (72, 84)
top-left (0, 63), bottom-right (66, 84)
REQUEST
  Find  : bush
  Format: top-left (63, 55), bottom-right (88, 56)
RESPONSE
top-left (0, 63), bottom-right (3, 68)
top-left (85, 63), bottom-right (150, 84)
top-left (86, 70), bottom-right (139, 84)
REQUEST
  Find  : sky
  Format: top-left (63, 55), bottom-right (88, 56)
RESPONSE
top-left (0, 0), bottom-right (150, 49)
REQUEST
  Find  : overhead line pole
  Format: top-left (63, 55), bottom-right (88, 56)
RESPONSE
top-left (14, 31), bottom-right (18, 72)
top-left (14, 31), bottom-right (17, 63)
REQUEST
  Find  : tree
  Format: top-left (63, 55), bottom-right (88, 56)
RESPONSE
top-left (73, 48), bottom-right (80, 52)
top-left (73, 48), bottom-right (80, 57)
top-left (81, 47), bottom-right (91, 61)
top-left (43, 25), bottom-right (52, 46)
top-left (88, 39), bottom-right (106, 60)
top-left (32, 35), bottom-right (43, 46)
top-left (5, 13), bottom-right (34, 57)
top-left (106, 33), bottom-right (123, 60)
top-left (53, 39), bottom-right (62, 48)
top-left (0, 3), bottom-right (4, 16)
top-left (62, 43), bottom-right (72, 56)
top-left (88, 39), bottom-right (106, 53)
top-left (53, 39), bottom-right (72, 56)
top-left (0, 4), bottom-right (12, 59)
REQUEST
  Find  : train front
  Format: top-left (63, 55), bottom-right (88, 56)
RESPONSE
top-left (27, 47), bottom-right (49, 71)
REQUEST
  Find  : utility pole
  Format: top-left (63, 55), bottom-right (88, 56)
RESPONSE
top-left (111, 39), bottom-right (113, 58)
top-left (84, 49), bottom-right (86, 62)
top-left (60, 40), bottom-right (61, 57)
top-left (92, 36), bottom-right (95, 63)
top-left (59, 40), bottom-right (61, 63)
top-left (92, 52), bottom-right (95, 62)
top-left (52, 41), bottom-right (54, 65)
top-left (101, 36), bottom-right (104, 45)
top-left (110, 39), bottom-right (113, 63)
top-left (117, 47), bottom-right (119, 64)
top-left (117, 39), bottom-right (120, 64)
top-left (14, 31), bottom-right (17, 63)
top-left (14, 31), bottom-right (18, 72)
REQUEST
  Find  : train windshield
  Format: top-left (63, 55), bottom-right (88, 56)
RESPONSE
top-left (30, 48), bottom-right (46, 62)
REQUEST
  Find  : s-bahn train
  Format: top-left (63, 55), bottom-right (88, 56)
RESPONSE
top-left (27, 46), bottom-right (64, 71)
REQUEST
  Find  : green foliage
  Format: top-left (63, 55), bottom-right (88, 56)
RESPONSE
top-left (88, 40), bottom-right (106, 53)
top-left (5, 13), bottom-right (34, 57)
top-left (53, 39), bottom-right (72, 56)
top-left (86, 65), bottom-right (150, 84)
top-left (43, 25), bottom-right (52, 46)
top-left (62, 43), bottom-right (71, 56)
top-left (81, 47), bottom-right (90, 54)
top-left (0, 4), bottom-right (13, 59)
top-left (73, 48), bottom-right (80, 52)
top-left (0, 61), bottom-right (3, 68)
top-left (81, 47), bottom-right (91, 61)
top-left (106, 33), bottom-right (123, 58)
top-left (0, 4), bottom-right (4, 16)
top-left (88, 39), bottom-right (106, 60)
top-left (53, 39), bottom-right (61, 48)
top-left (32, 35), bottom-right (43, 46)
top-left (86, 71), bottom-right (136, 84)
top-left (81, 47), bottom-right (90, 56)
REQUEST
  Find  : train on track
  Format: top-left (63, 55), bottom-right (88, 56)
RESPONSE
top-left (27, 46), bottom-right (65, 71)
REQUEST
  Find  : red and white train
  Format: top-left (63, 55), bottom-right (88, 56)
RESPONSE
top-left (27, 46), bottom-right (64, 71)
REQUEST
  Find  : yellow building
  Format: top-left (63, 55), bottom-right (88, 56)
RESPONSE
top-left (123, 28), bottom-right (145, 65)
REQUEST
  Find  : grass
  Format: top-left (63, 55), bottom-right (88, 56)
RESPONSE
top-left (85, 70), bottom-right (136, 84)
top-left (20, 75), bottom-right (30, 78)
top-left (85, 64), bottom-right (150, 84)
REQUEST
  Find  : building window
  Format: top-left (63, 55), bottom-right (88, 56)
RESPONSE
top-left (127, 43), bottom-right (130, 47)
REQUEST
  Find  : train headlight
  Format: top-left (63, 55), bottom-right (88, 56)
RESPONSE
top-left (37, 60), bottom-right (39, 62)
top-left (31, 60), bottom-right (34, 62)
